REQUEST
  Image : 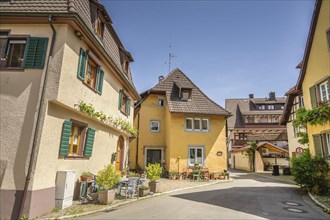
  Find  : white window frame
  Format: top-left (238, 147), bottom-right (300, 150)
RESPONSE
top-left (150, 120), bottom-right (160, 133)
top-left (268, 105), bottom-right (274, 110)
top-left (319, 80), bottom-right (329, 102)
top-left (185, 118), bottom-right (193, 131)
top-left (158, 98), bottom-right (164, 107)
top-left (188, 146), bottom-right (204, 167)
top-left (193, 118), bottom-right (201, 131)
top-left (201, 119), bottom-right (209, 132)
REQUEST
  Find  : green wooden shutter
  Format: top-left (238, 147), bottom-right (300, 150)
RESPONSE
top-left (96, 68), bottom-right (104, 95)
top-left (309, 85), bottom-right (318, 108)
top-left (77, 48), bottom-right (88, 81)
top-left (321, 134), bottom-right (329, 157)
top-left (313, 134), bottom-right (323, 157)
top-left (327, 77), bottom-right (330, 100)
top-left (126, 98), bottom-right (131, 115)
top-left (24, 37), bottom-right (49, 69)
top-left (59, 120), bottom-right (72, 156)
top-left (118, 89), bottom-right (123, 110)
top-left (84, 127), bottom-right (96, 157)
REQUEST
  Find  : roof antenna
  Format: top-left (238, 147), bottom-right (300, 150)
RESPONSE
top-left (165, 41), bottom-right (175, 73)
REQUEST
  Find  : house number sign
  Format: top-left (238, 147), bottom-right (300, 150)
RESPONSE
top-left (216, 151), bottom-right (223, 156)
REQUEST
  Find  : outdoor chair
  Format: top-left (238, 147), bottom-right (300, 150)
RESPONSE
top-left (192, 169), bottom-right (201, 181)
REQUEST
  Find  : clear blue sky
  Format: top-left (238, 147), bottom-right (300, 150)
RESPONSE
top-left (101, 0), bottom-right (315, 106)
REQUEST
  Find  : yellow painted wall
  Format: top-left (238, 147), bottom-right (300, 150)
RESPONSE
top-left (129, 94), bottom-right (167, 169)
top-left (168, 114), bottom-right (227, 173)
top-left (301, 0), bottom-right (330, 156)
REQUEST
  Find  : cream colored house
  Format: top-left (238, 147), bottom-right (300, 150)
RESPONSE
top-left (0, 0), bottom-right (139, 219)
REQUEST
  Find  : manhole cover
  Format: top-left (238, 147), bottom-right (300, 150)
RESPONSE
top-left (282, 201), bottom-right (302, 206)
top-left (283, 207), bottom-right (307, 213)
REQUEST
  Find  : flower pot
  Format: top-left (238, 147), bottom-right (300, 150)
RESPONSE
top-left (80, 176), bottom-right (93, 182)
top-left (98, 189), bottom-right (115, 204)
top-left (177, 174), bottom-right (183, 180)
top-left (148, 181), bottom-right (160, 193)
top-left (139, 189), bottom-right (150, 197)
top-left (169, 175), bottom-right (177, 180)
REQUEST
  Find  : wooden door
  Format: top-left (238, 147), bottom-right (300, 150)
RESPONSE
top-left (116, 136), bottom-right (124, 171)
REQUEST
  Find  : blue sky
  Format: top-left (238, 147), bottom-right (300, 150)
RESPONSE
top-left (101, 0), bottom-right (315, 106)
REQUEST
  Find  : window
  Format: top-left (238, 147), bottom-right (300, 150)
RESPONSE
top-left (201, 119), bottom-right (209, 131)
top-left (186, 118), bottom-right (193, 131)
top-left (185, 117), bottom-right (209, 132)
top-left (194, 118), bottom-right (201, 131)
top-left (96, 16), bottom-right (104, 39)
top-left (181, 89), bottom-right (191, 100)
top-left (319, 81), bottom-right (330, 102)
top-left (77, 48), bottom-right (104, 94)
top-left (0, 31), bottom-right (8, 67)
top-left (150, 120), bottom-right (160, 132)
top-left (313, 133), bottom-right (330, 159)
top-left (280, 105), bottom-right (285, 110)
top-left (59, 120), bottom-right (96, 158)
top-left (239, 133), bottom-right (247, 140)
top-left (6, 39), bottom-right (26, 68)
top-left (189, 146), bottom-right (204, 167)
top-left (158, 98), bottom-right (164, 107)
top-left (258, 105), bottom-right (265, 110)
top-left (268, 105), bottom-right (274, 110)
top-left (118, 89), bottom-right (131, 116)
top-left (85, 58), bottom-right (97, 89)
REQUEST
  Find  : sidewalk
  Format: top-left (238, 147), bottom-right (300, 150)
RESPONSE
top-left (38, 178), bottom-right (232, 219)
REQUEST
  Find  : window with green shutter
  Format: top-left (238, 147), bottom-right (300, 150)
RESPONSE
top-left (96, 68), bottom-right (104, 95)
top-left (24, 37), bottom-right (48, 69)
top-left (309, 86), bottom-right (318, 108)
top-left (84, 127), bottom-right (96, 157)
top-left (313, 134), bottom-right (323, 157)
top-left (118, 89), bottom-right (123, 110)
top-left (59, 120), bottom-right (72, 156)
top-left (126, 98), bottom-right (131, 116)
top-left (77, 48), bottom-right (88, 81)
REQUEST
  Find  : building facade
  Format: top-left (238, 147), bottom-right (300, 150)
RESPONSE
top-left (225, 93), bottom-right (288, 169)
top-left (295, 0), bottom-right (330, 159)
top-left (0, 0), bottom-right (139, 219)
top-left (129, 69), bottom-right (231, 173)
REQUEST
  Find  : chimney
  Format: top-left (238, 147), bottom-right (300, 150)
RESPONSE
top-left (269, 92), bottom-right (276, 100)
top-left (158, 75), bottom-right (164, 82)
top-left (249, 94), bottom-right (254, 99)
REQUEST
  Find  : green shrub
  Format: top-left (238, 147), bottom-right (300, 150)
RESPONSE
top-left (145, 163), bottom-right (162, 182)
top-left (291, 149), bottom-right (329, 195)
top-left (96, 164), bottom-right (121, 190)
top-left (139, 185), bottom-right (150, 190)
top-left (81, 171), bottom-right (93, 178)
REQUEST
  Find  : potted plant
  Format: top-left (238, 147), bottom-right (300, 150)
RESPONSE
top-left (145, 163), bottom-right (162, 193)
top-left (169, 171), bottom-right (178, 180)
top-left (96, 164), bottom-right (121, 204)
top-left (176, 173), bottom-right (183, 180)
top-left (121, 168), bottom-right (127, 178)
top-left (80, 171), bottom-right (93, 182)
top-left (139, 185), bottom-right (150, 197)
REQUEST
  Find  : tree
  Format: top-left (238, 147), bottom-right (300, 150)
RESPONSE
top-left (245, 141), bottom-right (258, 172)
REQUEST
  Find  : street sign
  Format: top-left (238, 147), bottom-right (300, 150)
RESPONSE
top-left (295, 147), bottom-right (304, 154)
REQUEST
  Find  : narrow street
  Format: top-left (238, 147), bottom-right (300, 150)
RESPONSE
top-left (81, 171), bottom-right (328, 220)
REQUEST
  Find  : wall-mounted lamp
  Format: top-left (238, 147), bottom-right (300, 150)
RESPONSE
top-left (75, 30), bottom-right (84, 40)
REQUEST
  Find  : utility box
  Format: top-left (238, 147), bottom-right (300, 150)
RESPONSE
top-left (55, 170), bottom-right (76, 209)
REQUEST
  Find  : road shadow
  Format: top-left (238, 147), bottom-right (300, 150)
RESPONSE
top-left (171, 186), bottom-right (327, 220)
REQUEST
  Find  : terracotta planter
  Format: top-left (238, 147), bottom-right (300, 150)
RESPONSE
top-left (177, 174), bottom-right (183, 180)
top-left (169, 175), bottom-right (177, 180)
top-left (139, 189), bottom-right (150, 197)
top-left (149, 181), bottom-right (160, 193)
top-left (80, 176), bottom-right (93, 182)
top-left (98, 189), bottom-right (115, 204)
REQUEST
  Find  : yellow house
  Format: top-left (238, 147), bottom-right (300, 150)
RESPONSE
top-left (0, 0), bottom-right (139, 219)
top-left (296, 0), bottom-right (330, 158)
top-left (129, 68), bottom-right (231, 173)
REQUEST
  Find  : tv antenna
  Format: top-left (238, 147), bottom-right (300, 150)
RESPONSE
top-left (165, 41), bottom-right (175, 73)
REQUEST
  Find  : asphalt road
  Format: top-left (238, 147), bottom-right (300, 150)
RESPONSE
top-left (81, 171), bottom-right (328, 220)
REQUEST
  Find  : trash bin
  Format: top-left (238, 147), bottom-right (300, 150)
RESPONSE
top-left (272, 165), bottom-right (279, 176)
top-left (283, 167), bottom-right (291, 175)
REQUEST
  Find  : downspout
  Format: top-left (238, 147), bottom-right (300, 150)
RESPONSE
top-left (18, 15), bottom-right (57, 218)
top-left (135, 112), bottom-right (140, 168)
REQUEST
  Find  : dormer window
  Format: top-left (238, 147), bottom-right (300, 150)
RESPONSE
top-left (181, 89), bottom-right (192, 100)
top-left (96, 16), bottom-right (104, 39)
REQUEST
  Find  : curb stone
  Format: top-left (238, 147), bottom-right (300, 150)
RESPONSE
top-left (252, 173), bottom-right (296, 185)
top-left (308, 191), bottom-right (330, 213)
top-left (44, 179), bottom-right (233, 219)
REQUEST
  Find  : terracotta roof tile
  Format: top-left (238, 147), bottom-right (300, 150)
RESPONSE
top-left (151, 68), bottom-right (230, 116)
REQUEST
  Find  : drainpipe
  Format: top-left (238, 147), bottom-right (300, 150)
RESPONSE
top-left (18, 15), bottom-right (57, 218)
top-left (135, 112), bottom-right (140, 168)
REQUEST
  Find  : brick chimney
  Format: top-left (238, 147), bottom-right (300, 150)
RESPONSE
top-left (158, 75), bottom-right (164, 82)
top-left (269, 92), bottom-right (276, 100)
top-left (249, 94), bottom-right (254, 99)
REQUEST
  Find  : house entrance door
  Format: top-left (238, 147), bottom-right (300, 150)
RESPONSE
top-left (116, 136), bottom-right (124, 171)
top-left (146, 149), bottom-right (162, 166)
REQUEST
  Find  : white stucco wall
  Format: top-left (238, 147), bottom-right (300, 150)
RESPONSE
top-left (0, 24), bottom-right (52, 190)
